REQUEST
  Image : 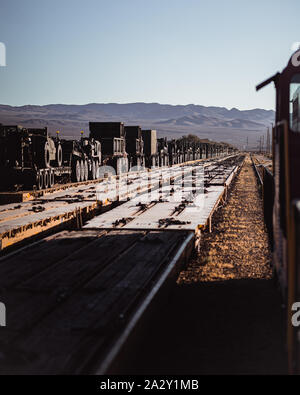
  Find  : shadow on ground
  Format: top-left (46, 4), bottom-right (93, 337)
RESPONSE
top-left (123, 278), bottom-right (287, 375)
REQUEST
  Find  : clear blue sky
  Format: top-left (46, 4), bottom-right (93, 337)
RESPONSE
top-left (0, 0), bottom-right (299, 110)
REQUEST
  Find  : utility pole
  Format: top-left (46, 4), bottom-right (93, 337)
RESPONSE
top-left (271, 122), bottom-right (274, 154)
top-left (257, 137), bottom-right (261, 153)
top-left (266, 127), bottom-right (271, 155)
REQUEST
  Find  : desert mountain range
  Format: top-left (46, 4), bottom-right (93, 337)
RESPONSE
top-left (0, 103), bottom-right (275, 149)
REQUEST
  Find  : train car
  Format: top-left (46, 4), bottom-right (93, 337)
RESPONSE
top-left (177, 138), bottom-right (194, 162)
top-left (0, 125), bottom-right (71, 190)
top-left (186, 143), bottom-right (192, 162)
top-left (168, 139), bottom-right (180, 165)
top-left (192, 143), bottom-right (201, 161)
top-left (0, 124), bottom-right (102, 189)
top-left (78, 135), bottom-right (101, 180)
top-left (124, 125), bottom-right (145, 169)
top-left (157, 137), bottom-right (169, 167)
top-left (60, 135), bottom-right (101, 183)
top-left (292, 86), bottom-right (300, 132)
top-left (89, 122), bottom-right (128, 175)
top-left (203, 141), bottom-right (215, 159)
top-left (0, 119), bottom-right (235, 192)
top-left (142, 129), bottom-right (158, 168)
top-left (257, 49), bottom-right (300, 373)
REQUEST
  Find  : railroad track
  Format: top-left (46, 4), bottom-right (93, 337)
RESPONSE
top-left (0, 154), bottom-right (245, 374)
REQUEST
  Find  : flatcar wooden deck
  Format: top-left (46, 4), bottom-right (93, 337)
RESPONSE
top-left (0, 165), bottom-right (180, 251)
top-left (0, 155), bottom-right (240, 252)
top-left (84, 157), bottom-right (243, 235)
top-left (0, 228), bottom-right (193, 374)
top-left (0, 156), bottom-right (226, 204)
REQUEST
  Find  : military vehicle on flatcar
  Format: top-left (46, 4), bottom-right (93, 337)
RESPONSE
top-left (0, 125), bottom-right (69, 189)
top-left (0, 120), bottom-right (236, 189)
top-left (0, 125), bottom-right (102, 189)
top-left (157, 137), bottom-right (169, 167)
top-left (124, 125), bottom-right (144, 169)
top-left (142, 129), bottom-right (158, 168)
top-left (89, 122), bottom-right (128, 174)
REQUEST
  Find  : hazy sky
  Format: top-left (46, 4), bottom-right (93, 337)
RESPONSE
top-left (0, 0), bottom-right (299, 109)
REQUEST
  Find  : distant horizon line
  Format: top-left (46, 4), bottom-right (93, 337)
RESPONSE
top-left (0, 102), bottom-right (275, 113)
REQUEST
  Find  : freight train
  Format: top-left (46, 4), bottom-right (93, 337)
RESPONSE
top-left (0, 121), bottom-right (236, 191)
top-left (257, 49), bottom-right (300, 374)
